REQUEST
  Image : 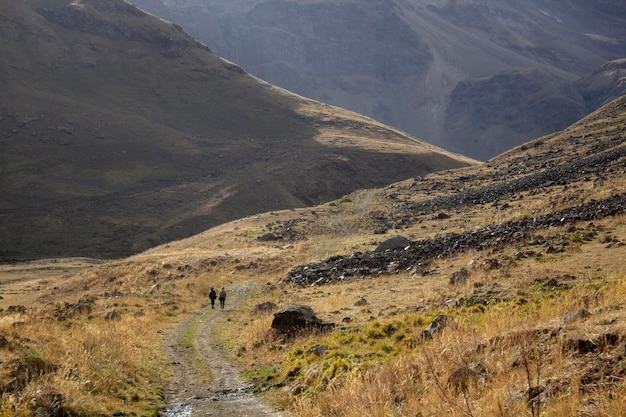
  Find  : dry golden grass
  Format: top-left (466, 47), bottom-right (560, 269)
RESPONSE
top-left (2, 207), bottom-right (624, 416)
top-left (1, 98), bottom-right (625, 416)
top-left (273, 239), bottom-right (626, 417)
top-left (0, 307), bottom-right (168, 416)
top-left (212, 209), bottom-right (626, 417)
top-left (0, 251), bottom-right (248, 416)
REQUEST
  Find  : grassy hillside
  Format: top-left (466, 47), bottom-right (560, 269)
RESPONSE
top-left (0, 92), bottom-right (624, 416)
top-left (0, 0), bottom-right (474, 261)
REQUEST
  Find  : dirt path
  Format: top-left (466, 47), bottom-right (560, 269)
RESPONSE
top-left (160, 281), bottom-right (290, 417)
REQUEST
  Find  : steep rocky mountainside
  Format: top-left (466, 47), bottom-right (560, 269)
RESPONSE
top-left (131, 0), bottom-right (626, 159)
top-left (0, 0), bottom-right (474, 261)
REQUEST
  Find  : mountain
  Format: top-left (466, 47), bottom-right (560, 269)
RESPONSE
top-left (1, 95), bottom-right (623, 416)
top-left (575, 58), bottom-right (626, 109)
top-left (0, 0), bottom-right (475, 261)
top-left (129, 0), bottom-right (626, 159)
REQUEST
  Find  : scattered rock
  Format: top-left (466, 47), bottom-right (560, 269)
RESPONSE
top-left (3, 362), bottom-right (35, 393)
top-left (481, 258), bottom-right (501, 271)
top-left (30, 392), bottom-right (64, 417)
top-left (449, 267), bottom-right (470, 285)
top-left (258, 233), bottom-right (278, 242)
top-left (546, 277), bottom-right (560, 288)
top-left (104, 310), bottom-right (121, 321)
top-left (563, 308), bottom-right (591, 323)
top-left (447, 366), bottom-right (478, 395)
top-left (564, 333), bottom-right (621, 354)
top-left (546, 245), bottom-right (565, 253)
top-left (605, 239), bottom-right (624, 248)
top-left (290, 383), bottom-right (305, 396)
top-left (311, 345), bottom-right (326, 356)
top-left (403, 146), bottom-right (626, 215)
top-left (254, 301), bottom-right (277, 313)
top-left (7, 305), bottom-right (27, 314)
top-left (283, 193), bottom-right (626, 287)
top-left (421, 315), bottom-right (450, 340)
top-left (104, 289), bottom-right (123, 298)
top-left (354, 297), bottom-right (367, 306)
top-left (53, 298), bottom-right (94, 321)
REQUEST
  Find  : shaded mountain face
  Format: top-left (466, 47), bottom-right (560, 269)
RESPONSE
top-left (130, 0), bottom-right (626, 159)
top-left (0, 0), bottom-right (474, 261)
top-left (575, 58), bottom-right (626, 110)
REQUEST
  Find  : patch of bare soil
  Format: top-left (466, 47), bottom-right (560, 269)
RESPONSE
top-left (160, 281), bottom-right (289, 417)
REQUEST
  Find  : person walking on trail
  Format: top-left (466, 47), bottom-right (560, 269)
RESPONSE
top-left (218, 287), bottom-right (227, 309)
top-left (209, 287), bottom-right (217, 309)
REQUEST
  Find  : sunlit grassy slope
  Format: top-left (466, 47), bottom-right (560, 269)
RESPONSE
top-left (1, 91), bottom-right (625, 416)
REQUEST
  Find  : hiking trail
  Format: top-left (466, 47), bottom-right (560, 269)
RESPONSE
top-left (160, 281), bottom-right (289, 417)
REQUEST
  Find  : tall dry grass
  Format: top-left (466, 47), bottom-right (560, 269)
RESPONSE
top-left (0, 254), bottom-right (221, 416)
top-left (1, 155), bottom-right (624, 417)
top-left (283, 267), bottom-right (626, 417)
top-left (0, 306), bottom-right (169, 417)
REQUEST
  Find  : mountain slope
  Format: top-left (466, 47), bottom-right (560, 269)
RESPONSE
top-left (141, 95), bottom-right (626, 417)
top-left (130, 0), bottom-right (626, 159)
top-left (0, 0), bottom-right (474, 261)
top-left (1, 96), bottom-right (622, 416)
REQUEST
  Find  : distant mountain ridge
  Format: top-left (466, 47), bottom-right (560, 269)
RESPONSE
top-left (130, 0), bottom-right (626, 159)
top-left (0, 0), bottom-right (474, 260)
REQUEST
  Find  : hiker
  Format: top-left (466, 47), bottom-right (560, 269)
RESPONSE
top-left (219, 287), bottom-right (227, 309)
top-left (209, 287), bottom-right (217, 309)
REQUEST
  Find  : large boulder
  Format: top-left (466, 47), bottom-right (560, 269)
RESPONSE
top-left (374, 236), bottom-right (411, 253)
top-left (271, 305), bottom-right (333, 334)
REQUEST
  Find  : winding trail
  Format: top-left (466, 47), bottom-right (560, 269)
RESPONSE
top-left (160, 281), bottom-right (289, 417)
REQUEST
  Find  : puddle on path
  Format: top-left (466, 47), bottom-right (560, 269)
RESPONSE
top-left (159, 402), bottom-right (193, 417)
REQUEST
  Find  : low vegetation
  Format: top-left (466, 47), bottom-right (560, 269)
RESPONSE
top-left (1, 98), bottom-right (625, 416)
top-left (245, 222), bottom-right (626, 417)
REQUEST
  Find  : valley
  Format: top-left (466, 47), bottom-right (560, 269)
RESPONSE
top-left (0, 0), bottom-right (474, 261)
top-left (1, 1), bottom-right (625, 416)
top-left (0, 95), bottom-right (624, 416)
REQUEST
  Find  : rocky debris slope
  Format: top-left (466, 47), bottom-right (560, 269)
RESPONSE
top-left (402, 144), bottom-right (626, 215)
top-left (283, 193), bottom-right (626, 287)
top-left (282, 121), bottom-right (626, 286)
